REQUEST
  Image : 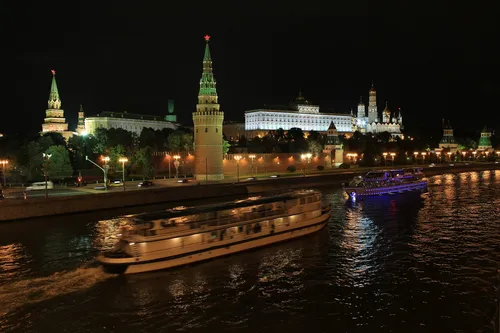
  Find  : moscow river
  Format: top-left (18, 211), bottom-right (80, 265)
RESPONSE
top-left (0, 170), bottom-right (499, 332)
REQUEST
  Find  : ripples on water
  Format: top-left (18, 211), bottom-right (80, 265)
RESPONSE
top-left (0, 170), bottom-right (498, 332)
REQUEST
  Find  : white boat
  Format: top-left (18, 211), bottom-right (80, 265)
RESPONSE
top-left (97, 190), bottom-right (331, 274)
top-left (343, 169), bottom-right (427, 198)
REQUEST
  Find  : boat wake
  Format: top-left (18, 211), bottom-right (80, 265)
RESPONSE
top-left (0, 264), bottom-right (114, 316)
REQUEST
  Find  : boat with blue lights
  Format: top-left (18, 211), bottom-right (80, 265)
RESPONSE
top-left (343, 168), bottom-right (427, 198)
top-left (97, 190), bottom-right (331, 274)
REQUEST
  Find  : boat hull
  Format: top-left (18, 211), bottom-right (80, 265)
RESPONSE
top-left (98, 208), bottom-right (331, 274)
top-left (344, 180), bottom-right (427, 197)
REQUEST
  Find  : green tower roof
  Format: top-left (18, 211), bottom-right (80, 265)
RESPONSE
top-left (199, 35), bottom-right (217, 96)
top-left (49, 69), bottom-right (60, 102)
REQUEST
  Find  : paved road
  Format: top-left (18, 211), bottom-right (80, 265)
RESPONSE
top-left (5, 189), bottom-right (90, 199)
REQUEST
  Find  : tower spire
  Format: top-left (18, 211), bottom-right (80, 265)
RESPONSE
top-left (48, 69), bottom-right (61, 109)
top-left (199, 35), bottom-right (216, 96)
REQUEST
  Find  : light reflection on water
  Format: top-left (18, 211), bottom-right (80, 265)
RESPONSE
top-left (0, 170), bottom-right (498, 332)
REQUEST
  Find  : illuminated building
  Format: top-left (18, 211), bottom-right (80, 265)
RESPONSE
top-left (41, 70), bottom-right (73, 140)
top-left (438, 119), bottom-right (459, 151)
top-left (245, 92), bottom-right (353, 134)
top-left (355, 82), bottom-right (403, 137)
top-left (323, 121), bottom-right (344, 166)
top-left (76, 105), bottom-right (86, 135)
top-left (84, 111), bottom-right (177, 136)
top-left (192, 35), bottom-right (224, 180)
top-left (477, 126), bottom-right (493, 151)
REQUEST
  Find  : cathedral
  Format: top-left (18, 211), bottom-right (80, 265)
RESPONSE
top-left (353, 83), bottom-right (403, 138)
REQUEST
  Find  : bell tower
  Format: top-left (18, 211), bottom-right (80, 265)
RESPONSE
top-left (368, 81), bottom-right (378, 123)
top-left (192, 35), bottom-right (224, 181)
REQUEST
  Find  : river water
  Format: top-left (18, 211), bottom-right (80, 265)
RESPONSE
top-left (0, 171), bottom-right (499, 333)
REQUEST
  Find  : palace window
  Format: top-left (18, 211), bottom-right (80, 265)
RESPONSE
top-left (216, 128), bottom-right (218, 133)
top-left (205, 128), bottom-right (208, 133)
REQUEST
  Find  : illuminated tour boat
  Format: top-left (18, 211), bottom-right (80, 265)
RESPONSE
top-left (343, 169), bottom-right (427, 198)
top-left (97, 190), bottom-right (331, 274)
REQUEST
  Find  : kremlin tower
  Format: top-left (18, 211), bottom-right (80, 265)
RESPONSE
top-left (367, 82), bottom-right (378, 123)
top-left (192, 35), bottom-right (224, 181)
top-left (41, 70), bottom-right (72, 140)
top-left (323, 121), bottom-right (344, 166)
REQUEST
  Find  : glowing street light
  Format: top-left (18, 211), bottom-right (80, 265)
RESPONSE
top-left (173, 155), bottom-right (181, 178)
top-left (390, 152), bottom-right (396, 165)
top-left (248, 154), bottom-right (256, 177)
top-left (0, 160), bottom-right (8, 187)
top-left (447, 151), bottom-right (452, 162)
top-left (86, 156), bottom-right (108, 190)
top-left (119, 157), bottom-right (128, 191)
top-left (42, 153), bottom-right (52, 198)
top-left (383, 152), bottom-right (388, 166)
top-left (436, 151), bottom-right (441, 163)
top-left (234, 155), bottom-right (242, 182)
top-left (301, 153), bottom-right (312, 176)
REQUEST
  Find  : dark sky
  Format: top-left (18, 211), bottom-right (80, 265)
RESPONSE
top-left (9, 0), bottom-right (500, 138)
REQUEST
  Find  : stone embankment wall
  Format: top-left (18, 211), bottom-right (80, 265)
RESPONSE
top-left (0, 164), bottom-right (498, 222)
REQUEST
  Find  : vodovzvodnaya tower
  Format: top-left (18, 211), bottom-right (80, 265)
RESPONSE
top-left (192, 35), bottom-right (224, 181)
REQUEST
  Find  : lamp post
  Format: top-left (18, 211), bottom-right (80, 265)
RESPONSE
top-left (383, 152), bottom-right (388, 166)
top-left (447, 152), bottom-right (452, 162)
top-left (0, 160), bottom-right (8, 187)
top-left (436, 151), bottom-right (441, 164)
top-left (248, 154), bottom-right (256, 178)
top-left (173, 155), bottom-right (180, 178)
top-left (234, 155), bottom-right (242, 182)
top-left (472, 151), bottom-right (477, 160)
top-left (413, 152), bottom-right (418, 164)
top-left (42, 153), bottom-right (52, 199)
top-left (390, 152), bottom-right (396, 165)
top-left (301, 153), bottom-right (312, 177)
top-left (421, 152), bottom-right (427, 164)
top-left (86, 156), bottom-right (108, 190)
top-left (102, 156), bottom-right (110, 187)
top-left (166, 154), bottom-right (172, 179)
top-left (119, 157), bottom-right (128, 191)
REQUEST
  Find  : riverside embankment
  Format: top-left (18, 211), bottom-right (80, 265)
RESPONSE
top-left (0, 163), bottom-right (498, 222)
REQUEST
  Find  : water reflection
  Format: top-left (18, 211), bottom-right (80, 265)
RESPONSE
top-left (0, 171), bottom-right (498, 332)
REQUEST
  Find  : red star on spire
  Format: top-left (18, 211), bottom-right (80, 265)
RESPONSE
top-left (204, 35), bottom-right (210, 41)
top-left (51, 69), bottom-right (56, 75)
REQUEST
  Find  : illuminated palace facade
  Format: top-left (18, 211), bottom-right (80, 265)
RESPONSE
top-left (245, 92), bottom-right (352, 135)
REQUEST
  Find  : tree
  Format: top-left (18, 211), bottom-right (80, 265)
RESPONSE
top-left (132, 146), bottom-right (154, 179)
top-left (45, 145), bottom-right (73, 179)
top-left (109, 144), bottom-right (127, 172)
top-left (167, 131), bottom-right (182, 152)
top-left (308, 140), bottom-right (323, 156)
top-left (41, 132), bottom-right (66, 147)
top-left (93, 128), bottom-right (109, 154)
top-left (222, 139), bottom-right (230, 155)
top-left (139, 128), bottom-right (156, 149)
top-left (181, 133), bottom-right (193, 153)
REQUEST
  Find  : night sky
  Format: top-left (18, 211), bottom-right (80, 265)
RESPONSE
top-left (9, 1), bottom-right (500, 138)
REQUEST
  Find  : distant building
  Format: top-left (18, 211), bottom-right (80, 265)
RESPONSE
top-left (84, 111), bottom-right (177, 136)
top-left (438, 119), bottom-right (459, 151)
top-left (323, 121), bottom-right (344, 166)
top-left (353, 83), bottom-right (403, 138)
top-left (245, 92), bottom-right (353, 134)
top-left (41, 70), bottom-right (73, 140)
top-left (76, 105), bottom-right (86, 135)
top-left (165, 100), bottom-right (177, 123)
top-left (477, 126), bottom-right (493, 151)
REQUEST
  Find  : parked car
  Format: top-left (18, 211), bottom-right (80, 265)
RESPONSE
top-left (270, 175), bottom-right (280, 178)
top-left (138, 180), bottom-right (154, 187)
top-left (26, 181), bottom-right (54, 191)
top-left (177, 179), bottom-right (189, 183)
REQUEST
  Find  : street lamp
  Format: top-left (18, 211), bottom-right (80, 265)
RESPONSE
top-left (234, 155), bottom-right (242, 182)
top-left (248, 154), bottom-right (256, 177)
top-left (86, 156), bottom-right (108, 190)
top-left (435, 151), bottom-right (441, 163)
top-left (413, 152), bottom-right (418, 164)
top-left (173, 155), bottom-right (180, 178)
top-left (42, 153), bottom-right (52, 199)
top-left (301, 153), bottom-right (312, 177)
top-left (472, 151), bottom-right (477, 160)
top-left (101, 156), bottom-right (110, 187)
top-left (382, 152), bottom-right (388, 166)
top-left (390, 152), bottom-right (396, 165)
top-left (447, 152), bottom-right (452, 162)
top-left (119, 157), bottom-right (128, 191)
top-left (0, 160), bottom-right (8, 187)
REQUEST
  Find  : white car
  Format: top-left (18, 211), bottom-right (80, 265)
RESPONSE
top-left (26, 181), bottom-right (54, 191)
top-left (429, 163), bottom-right (436, 167)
